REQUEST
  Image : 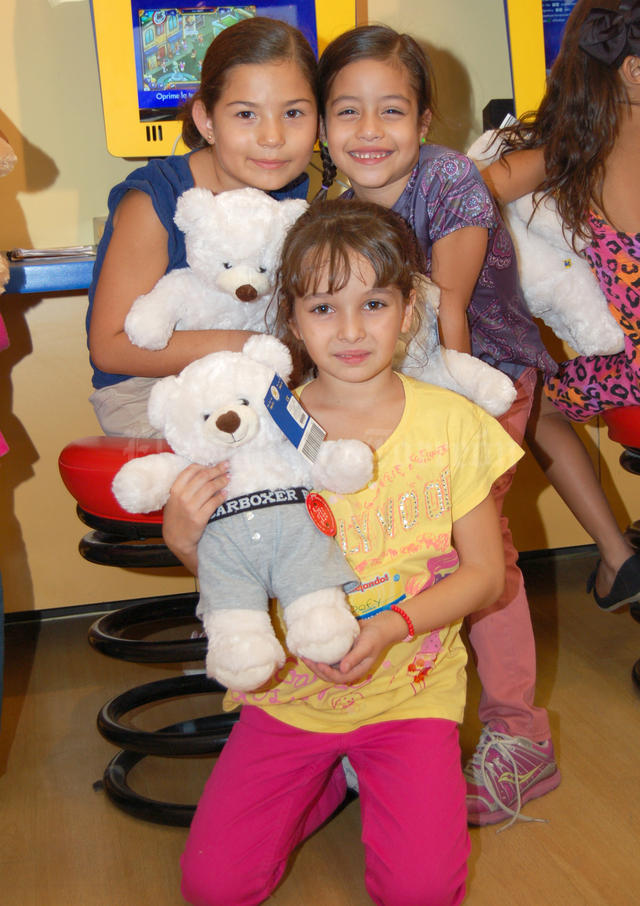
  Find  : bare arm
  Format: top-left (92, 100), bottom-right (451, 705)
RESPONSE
top-left (430, 226), bottom-right (488, 354)
top-left (89, 190), bottom-right (256, 378)
top-left (162, 462), bottom-right (230, 575)
top-left (482, 148), bottom-right (547, 205)
top-left (305, 493), bottom-right (505, 685)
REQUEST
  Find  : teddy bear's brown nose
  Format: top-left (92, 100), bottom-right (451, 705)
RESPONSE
top-left (235, 284), bottom-right (258, 302)
top-left (216, 411), bottom-right (241, 434)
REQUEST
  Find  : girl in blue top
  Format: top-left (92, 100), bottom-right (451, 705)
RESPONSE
top-left (87, 16), bottom-right (317, 437)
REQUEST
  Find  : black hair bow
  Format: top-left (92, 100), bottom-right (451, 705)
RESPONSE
top-left (578, 1), bottom-right (640, 68)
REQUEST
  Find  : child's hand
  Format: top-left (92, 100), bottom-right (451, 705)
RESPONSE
top-left (162, 462), bottom-right (230, 573)
top-left (302, 611), bottom-right (404, 685)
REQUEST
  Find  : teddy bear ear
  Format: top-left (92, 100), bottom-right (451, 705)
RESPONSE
top-left (278, 198), bottom-right (308, 231)
top-left (242, 334), bottom-right (293, 380)
top-left (174, 187), bottom-right (213, 233)
top-left (147, 375), bottom-right (179, 431)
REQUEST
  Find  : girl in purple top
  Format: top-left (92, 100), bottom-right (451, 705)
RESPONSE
top-left (316, 24), bottom-right (560, 829)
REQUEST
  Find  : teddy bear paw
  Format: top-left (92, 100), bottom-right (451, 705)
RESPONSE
top-left (284, 588), bottom-right (360, 664)
top-left (124, 302), bottom-right (175, 350)
top-left (202, 609), bottom-right (286, 691)
top-left (206, 633), bottom-right (286, 692)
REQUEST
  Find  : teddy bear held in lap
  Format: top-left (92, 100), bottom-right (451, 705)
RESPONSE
top-left (112, 335), bottom-right (372, 692)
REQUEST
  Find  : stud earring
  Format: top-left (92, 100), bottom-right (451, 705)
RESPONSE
top-left (420, 136), bottom-right (427, 145)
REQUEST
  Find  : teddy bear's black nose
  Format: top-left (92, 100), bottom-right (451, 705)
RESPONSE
top-left (216, 410), bottom-right (242, 434)
top-left (236, 284), bottom-right (258, 302)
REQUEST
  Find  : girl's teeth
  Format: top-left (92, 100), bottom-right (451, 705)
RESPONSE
top-left (352, 151), bottom-right (388, 159)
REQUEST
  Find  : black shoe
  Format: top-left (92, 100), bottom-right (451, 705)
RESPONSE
top-left (586, 553), bottom-right (640, 612)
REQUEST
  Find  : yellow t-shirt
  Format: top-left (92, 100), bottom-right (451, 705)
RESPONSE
top-left (227, 375), bottom-right (523, 733)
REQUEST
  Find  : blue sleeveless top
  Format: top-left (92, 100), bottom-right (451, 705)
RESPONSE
top-left (87, 154), bottom-right (308, 389)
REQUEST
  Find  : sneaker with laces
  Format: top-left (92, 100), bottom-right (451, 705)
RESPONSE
top-left (464, 722), bottom-right (561, 830)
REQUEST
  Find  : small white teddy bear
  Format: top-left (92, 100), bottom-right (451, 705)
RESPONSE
top-left (112, 334), bottom-right (372, 692)
top-left (467, 131), bottom-right (624, 357)
top-left (124, 186), bottom-right (308, 350)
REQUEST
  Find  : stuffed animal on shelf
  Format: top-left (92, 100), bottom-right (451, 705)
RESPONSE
top-left (112, 334), bottom-right (372, 692)
top-left (467, 131), bottom-right (624, 357)
top-left (124, 186), bottom-right (308, 350)
top-left (397, 275), bottom-right (517, 417)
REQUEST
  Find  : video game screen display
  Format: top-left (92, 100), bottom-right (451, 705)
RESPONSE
top-left (541, 0), bottom-right (577, 70)
top-left (132, 3), bottom-right (318, 122)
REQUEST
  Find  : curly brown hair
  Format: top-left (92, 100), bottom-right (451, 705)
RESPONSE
top-left (498, 0), bottom-right (635, 243)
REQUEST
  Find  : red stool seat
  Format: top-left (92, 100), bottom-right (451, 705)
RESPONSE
top-left (59, 435), bottom-right (171, 524)
top-left (602, 406), bottom-right (640, 448)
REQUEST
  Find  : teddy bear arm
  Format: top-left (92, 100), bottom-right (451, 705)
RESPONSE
top-left (111, 452), bottom-right (190, 513)
top-left (403, 347), bottom-right (515, 417)
top-left (439, 349), bottom-right (516, 417)
top-left (124, 270), bottom-right (196, 349)
top-left (311, 439), bottom-right (374, 494)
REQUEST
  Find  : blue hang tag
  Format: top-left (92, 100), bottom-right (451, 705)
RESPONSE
top-left (264, 374), bottom-right (326, 464)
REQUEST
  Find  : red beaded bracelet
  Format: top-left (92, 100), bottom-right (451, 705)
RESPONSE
top-left (390, 604), bottom-right (415, 642)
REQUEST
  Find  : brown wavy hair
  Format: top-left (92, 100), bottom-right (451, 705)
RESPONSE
top-left (498, 0), bottom-right (633, 242)
top-left (180, 17), bottom-right (317, 149)
top-left (272, 198), bottom-right (424, 376)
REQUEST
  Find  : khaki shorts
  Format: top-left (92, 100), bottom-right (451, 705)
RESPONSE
top-left (89, 376), bottom-right (163, 438)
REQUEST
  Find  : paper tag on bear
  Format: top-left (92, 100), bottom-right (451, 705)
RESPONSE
top-left (264, 374), bottom-right (326, 464)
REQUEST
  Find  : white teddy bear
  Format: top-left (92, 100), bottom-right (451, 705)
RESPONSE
top-left (112, 334), bottom-right (372, 692)
top-left (124, 186), bottom-right (307, 350)
top-left (467, 131), bottom-right (624, 357)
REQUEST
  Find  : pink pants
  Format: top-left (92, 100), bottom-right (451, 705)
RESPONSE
top-left (465, 367), bottom-right (550, 741)
top-left (181, 706), bottom-right (469, 906)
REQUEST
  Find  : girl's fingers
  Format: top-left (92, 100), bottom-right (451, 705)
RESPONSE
top-left (300, 656), bottom-right (372, 686)
top-left (169, 463), bottom-right (230, 512)
top-left (171, 462), bottom-right (229, 495)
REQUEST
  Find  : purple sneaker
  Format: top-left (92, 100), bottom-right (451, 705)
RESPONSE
top-left (464, 722), bottom-right (561, 830)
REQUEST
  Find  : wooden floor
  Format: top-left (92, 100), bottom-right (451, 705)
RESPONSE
top-left (2, 549), bottom-right (639, 906)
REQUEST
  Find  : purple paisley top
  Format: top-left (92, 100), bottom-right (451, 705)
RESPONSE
top-left (388, 144), bottom-right (556, 379)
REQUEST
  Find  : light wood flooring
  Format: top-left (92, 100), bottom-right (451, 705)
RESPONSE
top-left (1, 549), bottom-right (639, 906)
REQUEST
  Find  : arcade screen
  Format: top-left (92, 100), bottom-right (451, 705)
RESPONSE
top-left (132, 3), bottom-right (318, 122)
top-left (542, 0), bottom-right (578, 70)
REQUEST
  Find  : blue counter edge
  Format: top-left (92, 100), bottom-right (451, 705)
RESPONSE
top-left (5, 257), bottom-right (95, 294)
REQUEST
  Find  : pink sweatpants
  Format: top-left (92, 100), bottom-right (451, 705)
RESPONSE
top-left (465, 367), bottom-right (551, 741)
top-left (181, 706), bottom-right (469, 906)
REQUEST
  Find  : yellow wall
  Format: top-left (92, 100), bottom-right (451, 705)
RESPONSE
top-left (1, 0), bottom-right (195, 613)
top-left (0, 0), bottom-right (634, 613)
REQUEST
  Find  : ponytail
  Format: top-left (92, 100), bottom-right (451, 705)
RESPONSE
top-left (312, 141), bottom-right (338, 201)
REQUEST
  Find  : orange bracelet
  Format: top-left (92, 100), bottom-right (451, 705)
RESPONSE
top-left (390, 604), bottom-right (415, 642)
